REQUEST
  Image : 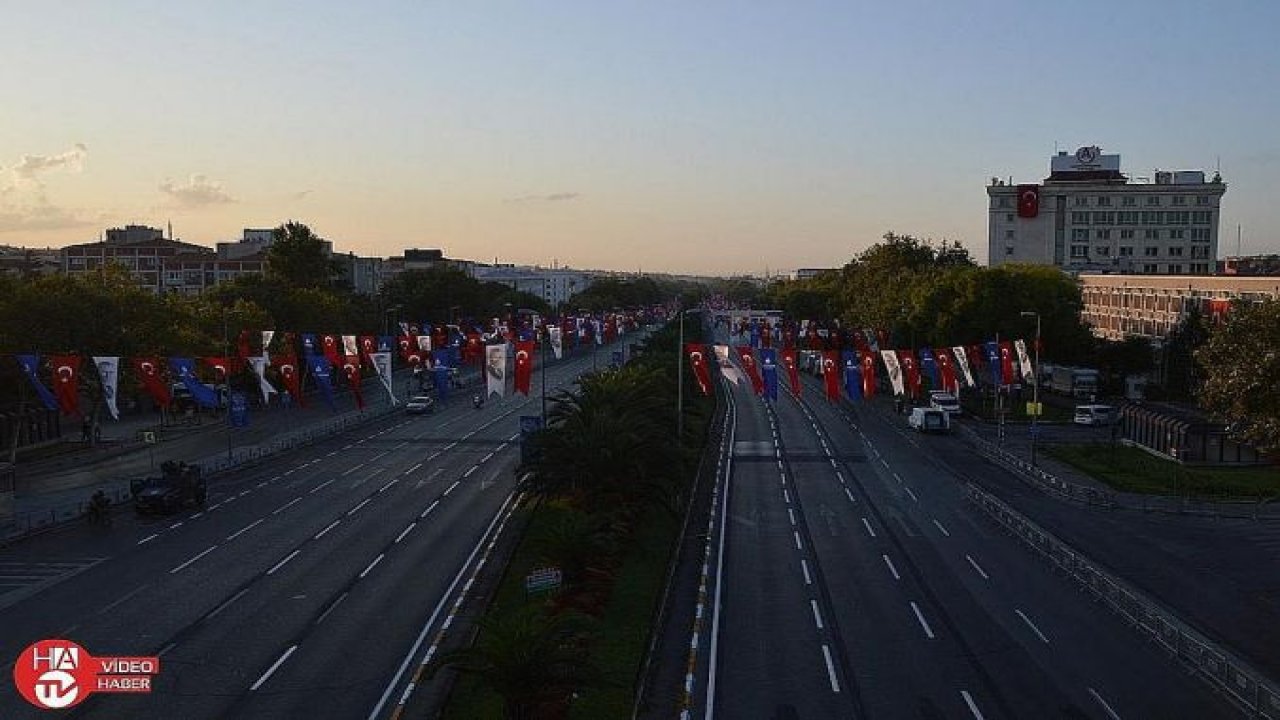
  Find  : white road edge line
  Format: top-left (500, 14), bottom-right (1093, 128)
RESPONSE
top-left (910, 601), bottom-right (936, 639)
top-left (810, 599), bottom-right (824, 630)
top-left (965, 554), bottom-right (990, 580)
top-left (800, 559), bottom-right (812, 585)
top-left (395, 523), bottom-right (417, 544)
top-left (226, 518), bottom-right (265, 541)
top-left (359, 553), bottom-right (385, 579)
top-left (137, 533), bottom-right (160, 546)
top-left (314, 520), bottom-right (341, 540)
top-left (882, 554), bottom-right (901, 580)
top-left (862, 517), bottom-right (876, 538)
top-left (250, 645), bottom-right (297, 691)
top-left (267, 550), bottom-right (301, 575)
top-left (821, 644), bottom-right (841, 693)
top-left (1015, 609), bottom-right (1050, 643)
top-left (961, 690), bottom-right (986, 720)
top-left (169, 546), bottom-right (217, 574)
top-left (932, 518), bottom-right (951, 537)
top-left (316, 592), bottom-right (348, 625)
top-left (1087, 687), bottom-right (1123, 720)
top-left (206, 588), bottom-right (251, 620)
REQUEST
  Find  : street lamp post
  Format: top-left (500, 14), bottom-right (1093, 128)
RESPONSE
top-left (1021, 311), bottom-right (1041, 466)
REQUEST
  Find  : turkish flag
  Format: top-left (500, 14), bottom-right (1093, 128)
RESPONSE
top-left (780, 348), bottom-right (800, 396)
top-left (237, 330), bottom-right (252, 361)
top-left (464, 332), bottom-right (483, 364)
top-left (274, 354), bottom-right (305, 407)
top-left (860, 350), bottom-right (878, 398)
top-left (736, 346), bottom-right (764, 395)
top-left (934, 348), bottom-right (957, 393)
top-left (204, 356), bottom-right (231, 381)
top-left (49, 354), bottom-right (82, 416)
top-left (513, 340), bottom-right (535, 395)
top-left (1017, 184), bottom-right (1040, 218)
top-left (399, 336), bottom-right (422, 367)
top-left (321, 334), bottom-right (342, 367)
top-left (686, 343), bottom-right (713, 396)
top-left (342, 355), bottom-right (364, 410)
top-left (999, 341), bottom-right (1016, 385)
top-left (133, 356), bottom-right (171, 409)
top-left (822, 350), bottom-right (841, 401)
top-left (358, 335), bottom-right (377, 365)
top-left (898, 350), bottom-right (921, 398)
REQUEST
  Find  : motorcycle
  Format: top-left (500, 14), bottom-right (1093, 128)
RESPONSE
top-left (473, 394), bottom-right (483, 409)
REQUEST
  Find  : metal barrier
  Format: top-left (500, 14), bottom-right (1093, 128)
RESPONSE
top-left (966, 481), bottom-right (1280, 718)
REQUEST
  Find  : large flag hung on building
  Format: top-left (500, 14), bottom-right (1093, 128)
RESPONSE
top-left (934, 348), bottom-right (958, 393)
top-left (133, 357), bottom-right (171, 409)
top-left (760, 348), bottom-right (779, 401)
top-left (275, 355), bottom-right (305, 407)
top-left (735, 346), bottom-right (764, 395)
top-left (780, 347), bottom-right (801, 396)
top-left (880, 349), bottom-right (905, 396)
top-left (247, 356), bottom-right (278, 405)
top-left (49, 354), bottom-right (82, 417)
top-left (842, 350), bottom-right (862, 400)
top-left (170, 358), bottom-right (220, 409)
top-left (1014, 339), bottom-right (1034, 383)
top-left (342, 355), bottom-right (364, 410)
top-left (999, 340), bottom-right (1016, 385)
top-left (308, 354), bottom-right (337, 411)
top-left (92, 356), bottom-right (121, 420)
top-left (686, 344), bottom-right (713, 396)
top-left (513, 340), bottom-right (534, 396)
top-left (1017, 184), bottom-right (1040, 218)
top-left (860, 350), bottom-right (878, 398)
top-left (486, 344), bottom-right (507, 398)
top-left (714, 345), bottom-right (744, 385)
top-left (14, 354), bottom-right (57, 411)
top-left (822, 350), bottom-right (841, 401)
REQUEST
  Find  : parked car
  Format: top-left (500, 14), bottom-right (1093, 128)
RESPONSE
top-left (928, 391), bottom-right (962, 415)
top-left (908, 407), bottom-right (951, 433)
top-left (1073, 404), bottom-right (1116, 426)
top-left (406, 395), bottom-right (436, 415)
top-left (132, 461), bottom-right (206, 514)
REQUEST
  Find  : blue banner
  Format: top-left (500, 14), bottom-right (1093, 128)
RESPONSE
top-left (432, 349), bottom-right (452, 400)
top-left (301, 333), bottom-right (319, 357)
top-left (377, 335), bottom-right (394, 352)
top-left (749, 320), bottom-right (761, 349)
top-left (985, 341), bottom-right (1002, 386)
top-left (169, 358), bottom-right (220, 409)
top-left (309, 355), bottom-right (337, 411)
top-left (760, 348), bottom-right (778, 401)
top-left (229, 391), bottom-right (250, 427)
top-left (842, 350), bottom-right (862, 400)
top-left (918, 348), bottom-right (939, 391)
top-left (14, 354), bottom-right (58, 411)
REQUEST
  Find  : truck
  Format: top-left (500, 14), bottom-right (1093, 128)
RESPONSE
top-left (1048, 366), bottom-right (1100, 399)
top-left (131, 461), bottom-right (207, 514)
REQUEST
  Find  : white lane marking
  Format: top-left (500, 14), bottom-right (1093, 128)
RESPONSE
top-left (379, 478), bottom-right (399, 493)
top-left (404, 463), bottom-right (422, 475)
top-left (267, 550), bottom-right (301, 575)
top-left (206, 502), bottom-right (224, 511)
top-left (880, 458), bottom-right (890, 469)
top-left (1015, 609), bottom-right (1050, 643)
top-left (829, 459), bottom-right (839, 469)
top-left (821, 644), bottom-right (841, 693)
top-left (309, 479), bottom-right (336, 495)
top-left (157, 642), bottom-right (177, 658)
top-left (226, 518), bottom-right (265, 541)
top-left (272, 497), bottom-right (302, 515)
top-left (960, 690), bottom-right (986, 719)
top-left (810, 600), bottom-right (824, 630)
top-left (442, 443), bottom-right (457, 451)
top-left (359, 553), bottom-right (385, 579)
top-left (444, 480), bottom-right (461, 496)
top-left (326, 451), bottom-right (338, 457)
top-left (784, 488), bottom-right (791, 504)
top-left (904, 487), bottom-right (919, 503)
top-left (427, 452), bottom-right (441, 461)
top-left (370, 451), bottom-right (389, 461)
top-left (893, 472), bottom-right (903, 483)
top-left (342, 463), bottom-right (366, 477)
top-left (169, 546), bottom-right (217, 574)
top-left (314, 520), bottom-right (341, 539)
top-left (844, 487), bottom-right (856, 503)
top-left (190, 512), bottom-right (204, 519)
top-left (882, 554), bottom-right (901, 580)
top-left (250, 645), bottom-right (298, 691)
top-left (463, 466), bottom-right (478, 478)
top-left (793, 531), bottom-right (803, 550)
top-left (420, 500), bottom-right (439, 518)
top-left (239, 490), bottom-right (251, 497)
top-left (481, 452), bottom-right (494, 463)
top-left (206, 587), bottom-right (251, 620)
top-left (316, 592), bottom-right (348, 625)
top-left (395, 522), bottom-right (417, 544)
top-left (800, 559), bottom-right (812, 585)
top-left (835, 471), bottom-right (845, 484)
top-left (137, 533), bottom-right (160, 546)
top-left (99, 584), bottom-right (150, 614)
top-left (169, 521), bottom-right (184, 529)
top-left (862, 518), bottom-right (876, 538)
top-left (910, 601), bottom-right (936, 639)
top-left (787, 509), bottom-right (797, 526)
top-left (965, 554), bottom-right (990, 580)
top-left (1087, 687), bottom-right (1123, 720)
top-left (347, 498), bottom-right (372, 516)
top-left (932, 518), bottom-right (951, 537)
top-left (257, 482), bottom-right (268, 488)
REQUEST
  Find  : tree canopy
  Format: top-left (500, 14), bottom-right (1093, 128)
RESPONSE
top-left (1197, 299), bottom-right (1280, 454)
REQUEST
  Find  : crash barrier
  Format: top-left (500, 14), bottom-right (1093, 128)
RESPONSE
top-left (956, 424), bottom-right (1280, 520)
top-left (966, 482), bottom-right (1280, 718)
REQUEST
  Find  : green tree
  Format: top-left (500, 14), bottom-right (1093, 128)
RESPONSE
top-left (1096, 336), bottom-right (1155, 396)
top-left (1197, 299), bottom-right (1280, 453)
top-left (264, 221), bottom-right (343, 289)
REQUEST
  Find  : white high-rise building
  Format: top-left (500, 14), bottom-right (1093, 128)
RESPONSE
top-left (987, 146), bottom-right (1226, 275)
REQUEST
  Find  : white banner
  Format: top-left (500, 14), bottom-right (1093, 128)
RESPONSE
top-left (880, 349), bottom-right (905, 396)
top-left (485, 344), bottom-right (507, 398)
top-left (549, 326), bottom-right (563, 359)
top-left (1014, 339), bottom-right (1035, 383)
top-left (863, 327), bottom-right (880, 353)
top-left (951, 346), bottom-right (975, 388)
top-left (370, 351), bottom-right (397, 405)
top-left (594, 320), bottom-right (604, 345)
top-left (92, 356), bottom-right (121, 420)
top-left (714, 345), bottom-right (745, 385)
top-left (342, 334), bottom-right (358, 357)
top-left (262, 330), bottom-right (275, 365)
top-left (247, 356), bottom-right (279, 405)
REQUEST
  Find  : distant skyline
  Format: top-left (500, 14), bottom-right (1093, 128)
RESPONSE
top-left (3, 1), bottom-right (1278, 275)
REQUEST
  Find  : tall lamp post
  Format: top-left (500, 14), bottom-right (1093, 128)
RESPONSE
top-left (1021, 311), bottom-right (1041, 466)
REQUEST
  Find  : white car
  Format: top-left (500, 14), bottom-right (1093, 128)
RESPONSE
top-left (908, 407), bottom-right (951, 433)
top-left (405, 396), bottom-right (436, 415)
top-left (1073, 404), bottom-right (1115, 426)
top-left (929, 392), bottom-right (961, 415)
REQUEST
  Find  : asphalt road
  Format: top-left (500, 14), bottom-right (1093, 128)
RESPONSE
top-left (700, 367), bottom-right (1239, 719)
top-left (0, 342), bottom-right (625, 720)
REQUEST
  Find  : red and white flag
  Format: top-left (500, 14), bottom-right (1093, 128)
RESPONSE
top-left (736, 346), bottom-right (764, 395)
top-left (686, 343), bottom-right (712, 396)
top-left (359, 335), bottom-right (377, 365)
top-left (50, 354), bottom-right (82, 417)
top-left (342, 355), bottom-right (364, 410)
top-left (822, 350), bottom-right (840, 401)
top-left (860, 350), bottom-right (877, 398)
top-left (999, 341), bottom-right (1016, 385)
top-left (934, 348), bottom-right (958, 393)
top-left (274, 355), bottom-right (304, 407)
top-left (780, 347), bottom-right (800, 396)
top-left (898, 350), bottom-right (921, 399)
top-left (134, 357), bottom-right (171, 409)
top-left (513, 340), bottom-right (534, 395)
top-left (321, 334), bottom-right (342, 367)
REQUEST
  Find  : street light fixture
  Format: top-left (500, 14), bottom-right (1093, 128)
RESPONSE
top-left (1021, 310), bottom-right (1041, 466)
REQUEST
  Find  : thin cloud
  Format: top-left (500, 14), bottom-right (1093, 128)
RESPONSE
top-left (504, 192), bottom-right (581, 204)
top-left (159, 174), bottom-right (235, 207)
top-left (8, 143), bottom-right (87, 182)
top-left (0, 199), bottom-right (93, 233)
top-left (291, 189), bottom-right (313, 201)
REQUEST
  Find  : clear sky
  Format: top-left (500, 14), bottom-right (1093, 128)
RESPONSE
top-left (3, 1), bottom-right (1277, 275)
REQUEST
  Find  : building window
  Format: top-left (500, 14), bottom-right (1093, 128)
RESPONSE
top-left (1146, 196), bottom-right (1161, 206)
top-left (1120, 229), bottom-right (1135, 239)
top-left (1192, 210), bottom-right (1212, 224)
top-left (1096, 246), bottom-right (1111, 256)
top-left (1192, 263), bottom-right (1210, 273)
top-left (1191, 246), bottom-right (1208, 258)
top-left (1196, 196), bottom-right (1210, 206)
top-left (1096, 229), bottom-right (1111, 240)
top-left (1168, 264), bottom-right (1183, 274)
top-left (1119, 246), bottom-right (1134, 256)
top-left (1143, 263), bottom-right (1158, 273)
top-left (1071, 212), bottom-right (1089, 224)
top-left (1172, 195), bottom-right (1186, 206)
top-left (1005, 246), bottom-right (1014, 256)
top-left (1122, 196), bottom-right (1136, 207)
top-left (1005, 213), bottom-right (1014, 222)
top-left (1170, 229), bottom-right (1185, 240)
top-left (1168, 211), bottom-right (1190, 225)
top-left (997, 197), bottom-right (1011, 208)
top-left (1144, 246), bottom-right (1159, 257)
top-left (1144, 229), bottom-right (1159, 240)
top-left (1005, 229), bottom-right (1015, 239)
top-left (1098, 196), bottom-right (1112, 206)
top-left (1072, 228), bottom-right (1089, 241)
top-left (1169, 246), bottom-right (1184, 256)
top-left (1070, 245), bottom-right (1088, 258)
top-left (1190, 228), bottom-right (1211, 241)
top-left (1074, 196), bottom-right (1088, 207)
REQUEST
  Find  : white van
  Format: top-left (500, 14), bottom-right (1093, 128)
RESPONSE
top-left (1073, 404), bottom-right (1116, 426)
top-left (908, 407), bottom-right (951, 433)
